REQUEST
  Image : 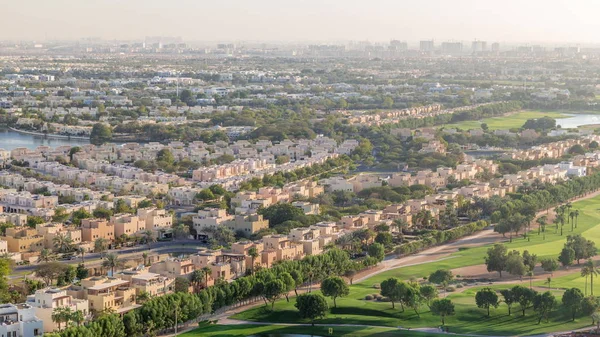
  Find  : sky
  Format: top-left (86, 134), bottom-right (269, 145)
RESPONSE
top-left (1, 0), bottom-right (599, 44)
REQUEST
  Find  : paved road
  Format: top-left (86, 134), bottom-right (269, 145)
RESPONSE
top-left (13, 239), bottom-right (207, 273)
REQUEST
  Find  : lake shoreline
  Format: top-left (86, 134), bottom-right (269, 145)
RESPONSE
top-left (8, 127), bottom-right (90, 140)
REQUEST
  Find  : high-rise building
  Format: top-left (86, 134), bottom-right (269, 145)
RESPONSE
top-left (441, 42), bottom-right (463, 54)
top-left (491, 42), bottom-right (500, 52)
top-left (420, 40), bottom-right (434, 51)
top-left (389, 40), bottom-right (408, 51)
top-left (471, 40), bottom-right (487, 53)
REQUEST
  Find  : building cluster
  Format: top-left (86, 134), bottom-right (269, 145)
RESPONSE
top-left (345, 102), bottom-right (499, 126)
top-left (500, 136), bottom-right (599, 161)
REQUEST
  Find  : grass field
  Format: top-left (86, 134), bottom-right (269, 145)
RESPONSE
top-left (230, 193), bottom-right (600, 336)
top-left (442, 110), bottom-right (569, 130)
top-left (180, 324), bottom-right (451, 337)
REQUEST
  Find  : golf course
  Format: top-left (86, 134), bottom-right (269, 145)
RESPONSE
top-left (190, 192), bottom-right (600, 337)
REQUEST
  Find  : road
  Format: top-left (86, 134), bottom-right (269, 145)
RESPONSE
top-left (13, 239), bottom-right (207, 273)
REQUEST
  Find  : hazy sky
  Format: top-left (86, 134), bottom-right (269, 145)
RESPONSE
top-left (2, 0), bottom-right (599, 43)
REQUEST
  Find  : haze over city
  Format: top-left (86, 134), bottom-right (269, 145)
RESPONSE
top-left (2, 0), bottom-right (600, 43)
top-left (4, 2), bottom-right (600, 337)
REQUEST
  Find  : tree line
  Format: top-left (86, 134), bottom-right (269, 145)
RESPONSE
top-left (44, 247), bottom-right (382, 337)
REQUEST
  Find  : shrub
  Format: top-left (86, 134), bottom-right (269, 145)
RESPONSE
top-left (456, 284), bottom-right (464, 288)
top-left (365, 295), bottom-right (374, 300)
top-left (446, 286), bottom-right (456, 292)
top-left (372, 283), bottom-right (381, 289)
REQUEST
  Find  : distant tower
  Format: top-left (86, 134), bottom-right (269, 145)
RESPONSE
top-left (420, 40), bottom-right (434, 52)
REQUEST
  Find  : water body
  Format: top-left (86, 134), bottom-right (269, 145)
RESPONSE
top-left (0, 127), bottom-right (89, 150)
top-left (556, 114), bottom-right (600, 129)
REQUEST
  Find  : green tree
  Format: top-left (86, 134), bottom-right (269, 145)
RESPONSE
top-left (512, 285), bottom-right (537, 316)
top-left (367, 243), bottom-right (385, 262)
top-left (35, 262), bottom-right (68, 286)
top-left (279, 272), bottom-right (296, 302)
top-left (428, 269), bottom-right (454, 296)
top-left (26, 215), bottom-right (45, 228)
top-left (90, 123), bottom-right (112, 145)
top-left (380, 278), bottom-right (402, 310)
top-left (94, 238), bottom-right (108, 254)
top-left (506, 250), bottom-right (527, 280)
top-left (420, 285), bottom-right (438, 309)
top-left (321, 276), bottom-right (349, 308)
top-left (174, 277), bottom-right (190, 293)
top-left (295, 293), bottom-right (328, 326)
top-left (533, 291), bottom-right (557, 324)
top-left (72, 208), bottom-right (92, 226)
top-left (522, 250), bottom-right (538, 272)
top-left (430, 298), bottom-right (455, 325)
top-left (540, 258), bottom-right (558, 276)
top-left (375, 232), bottom-right (393, 247)
top-left (258, 203), bottom-right (304, 226)
top-left (102, 253), bottom-right (123, 276)
top-left (500, 288), bottom-right (516, 316)
top-left (583, 259), bottom-right (599, 296)
top-left (76, 263), bottom-right (88, 280)
top-left (559, 246), bottom-right (575, 268)
top-left (475, 288), bottom-right (500, 317)
top-left (248, 247), bottom-right (259, 274)
top-left (562, 288), bottom-right (584, 321)
top-left (196, 189), bottom-right (215, 201)
top-left (485, 244), bottom-right (508, 278)
top-left (264, 279), bottom-right (285, 310)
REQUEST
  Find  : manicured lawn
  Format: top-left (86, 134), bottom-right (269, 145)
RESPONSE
top-left (179, 324), bottom-right (451, 337)
top-left (232, 193), bottom-right (600, 336)
top-left (443, 110), bottom-right (568, 130)
top-left (232, 286), bottom-right (594, 336)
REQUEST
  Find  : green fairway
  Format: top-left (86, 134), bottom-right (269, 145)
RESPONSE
top-left (179, 324), bottom-right (452, 337)
top-left (443, 110), bottom-right (568, 130)
top-left (232, 193), bottom-right (600, 336)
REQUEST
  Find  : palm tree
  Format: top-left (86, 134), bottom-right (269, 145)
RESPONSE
top-left (142, 252), bottom-right (149, 266)
top-left (39, 248), bottom-right (53, 263)
top-left (393, 219), bottom-right (408, 235)
top-left (78, 247), bottom-right (86, 264)
top-left (569, 211), bottom-right (575, 232)
top-left (574, 210), bottom-right (580, 228)
top-left (53, 234), bottom-right (74, 253)
top-left (51, 307), bottom-right (64, 330)
top-left (527, 271), bottom-right (534, 289)
top-left (248, 247), bottom-right (259, 274)
top-left (585, 259), bottom-right (599, 296)
top-left (545, 277), bottom-right (552, 290)
top-left (94, 238), bottom-right (108, 254)
top-left (137, 291), bottom-right (151, 304)
top-left (190, 270), bottom-right (204, 293)
top-left (552, 216), bottom-right (560, 234)
top-left (201, 266), bottom-right (212, 286)
top-left (102, 253), bottom-right (123, 276)
top-left (582, 263), bottom-right (592, 296)
top-left (536, 215), bottom-right (547, 239)
top-left (71, 310), bottom-right (85, 327)
top-left (142, 230), bottom-right (155, 248)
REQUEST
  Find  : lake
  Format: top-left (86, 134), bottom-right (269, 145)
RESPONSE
top-left (557, 114), bottom-right (600, 129)
top-left (0, 127), bottom-right (89, 150)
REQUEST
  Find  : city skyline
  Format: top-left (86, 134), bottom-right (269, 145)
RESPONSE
top-left (2, 0), bottom-right (600, 43)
